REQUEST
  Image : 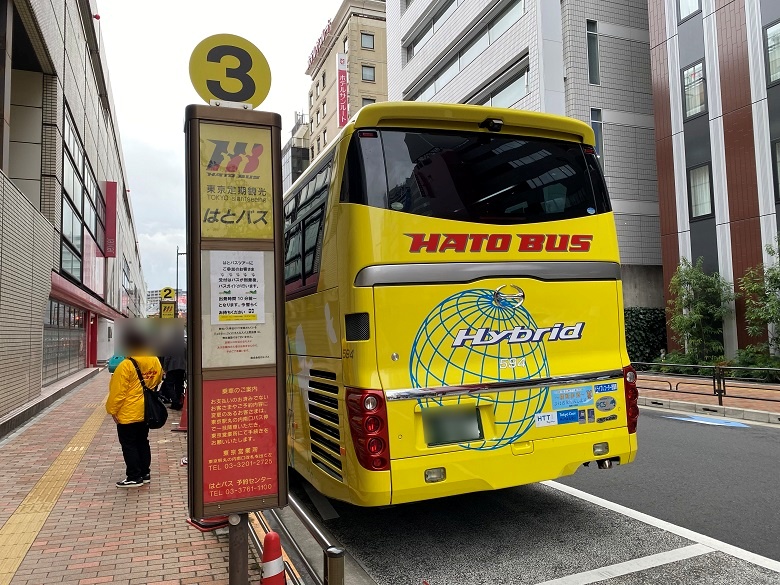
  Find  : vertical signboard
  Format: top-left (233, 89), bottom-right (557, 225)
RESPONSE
top-left (185, 105), bottom-right (286, 519)
top-left (337, 53), bottom-right (348, 127)
top-left (104, 181), bottom-right (117, 258)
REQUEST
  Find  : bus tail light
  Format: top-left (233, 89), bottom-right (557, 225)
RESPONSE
top-left (624, 366), bottom-right (639, 434)
top-left (346, 388), bottom-right (390, 471)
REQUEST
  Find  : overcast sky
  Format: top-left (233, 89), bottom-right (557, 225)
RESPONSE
top-left (97, 1), bottom-right (342, 294)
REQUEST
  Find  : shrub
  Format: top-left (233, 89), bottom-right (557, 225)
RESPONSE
top-left (667, 257), bottom-right (735, 363)
top-left (625, 307), bottom-right (667, 364)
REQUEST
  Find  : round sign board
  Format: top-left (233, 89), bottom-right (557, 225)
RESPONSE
top-left (189, 34), bottom-right (271, 109)
top-left (160, 287), bottom-right (175, 300)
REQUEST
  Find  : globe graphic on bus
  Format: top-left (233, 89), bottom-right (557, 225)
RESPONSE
top-left (409, 288), bottom-right (550, 450)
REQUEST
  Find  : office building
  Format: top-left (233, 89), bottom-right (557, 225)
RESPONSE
top-left (648, 0), bottom-right (780, 354)
top-left (386, 0), bottom-right (663, 308)
top-left (306, 0), bottom-right (388, 160)
top-left (282, 112), bottom-right (311, 192)
top-left (0, 0), bottom-right (146, 420)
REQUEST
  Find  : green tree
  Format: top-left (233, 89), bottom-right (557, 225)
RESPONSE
top-left (667, 257), bottom-right (735, 363)
top-left (739, 237), bottom-right (780, 353)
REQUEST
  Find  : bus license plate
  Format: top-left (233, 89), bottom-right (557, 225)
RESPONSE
top-left (423, 407), bottom-right (483, 446)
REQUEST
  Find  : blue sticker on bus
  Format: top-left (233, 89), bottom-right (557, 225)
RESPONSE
top-left (551, 387), bottom-right (594, 410)
top-left (557, 409), bottom-right (580, 424)
top-left (594, 382), bottom-right (618, 393)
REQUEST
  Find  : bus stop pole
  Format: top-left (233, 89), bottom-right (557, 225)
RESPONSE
top-left (229, 513), bottom-right (248, 585)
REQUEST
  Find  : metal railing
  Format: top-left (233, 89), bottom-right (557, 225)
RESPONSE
top-left (633, 361), bottom-right (780, 407)
top-left (261, 493), bottom-right (345, 585)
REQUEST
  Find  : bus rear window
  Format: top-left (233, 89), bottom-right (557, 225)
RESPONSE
top-left (345, 129), bottom-right (610, 224)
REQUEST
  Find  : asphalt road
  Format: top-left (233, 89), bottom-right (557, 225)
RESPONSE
top-left (558, 407), bottom-right (780, 561)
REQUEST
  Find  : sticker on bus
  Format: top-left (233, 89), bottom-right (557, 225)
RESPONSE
top-left (596, 396), bottom-right (617, 412)
top-left (534, 412), bottom-right (557, 427)
top-left (551, 387), bottom-right (594, 410)
top-left (594, 382), bottom-right (618, 393)
top-left (556, 409), bottom-right (579, 424)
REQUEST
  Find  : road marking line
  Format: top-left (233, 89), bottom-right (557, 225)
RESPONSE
top-left (545, 481), bottom-right (780, 574)
top-left (664, 415), bottom-right (750, 427)
top-left (535, 544), bottom-right (713, 584)
top-left (0, 402), bottom-right (106, 585)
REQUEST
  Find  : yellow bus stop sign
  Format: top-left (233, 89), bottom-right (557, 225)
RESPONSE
top-left (160, 301), bottom-right (176, 318)
top-left (160, 287), bottom-right (175, 300)
top-left (189, 34), bottom-right (272, 109)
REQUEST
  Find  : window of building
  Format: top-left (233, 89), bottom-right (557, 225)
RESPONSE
top-left (773, 139), bottom-right (780, 201)
top-left (316, 109), bottom-right (321, 125)
top-left (316, 82), bottom-right (320, 97)
top-left (766, 20), bottom-right (780, 86)
top-left (322, 101), bottom-right (327, 116)
top-left (587, 20), bottom-right (600, 85)
top-left (481, 68), bottom-right (529, 108)
top-left (678, 0), bottom-right (701, 22)
top-left (688, 163), bottom-right (713, 218)
top-left (682, 61), bottom-right (707, 118)
top-left (489, 0), bottom-right (524, 42)
top-left (406, 0), bottom-right (458, 62)
top-left (362, 97), bottom-right (376, 107)
top-left (43, 300), bottom-right (86, 385)
top-left (361, 32), bottom-right (375, 50)
top-left (591, 108), bottom-right (604, 160)
top-left (344, 36), bottom-right (349, 53)
top-left (410, 1), bottom-right (526, 100)
top-left (61, 108), bottom-right (106, 283)
top-left (323, 128), bottom-right (327, 144)
top-left (309, 93), bottom-right (313, 107)
top-left (362, 65), bottom-right (376, 82)
top-left (317, 137), bottom-right (321, 153)
top-left (311, 146), bottom-right (315, 159)
top-left (460, 30), bottom-right (489, 71)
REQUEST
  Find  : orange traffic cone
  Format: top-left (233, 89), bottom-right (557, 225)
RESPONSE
top-left (172, 393), bottom-right (187, 432)
top-left (262, 531), bottom-right (286, 584)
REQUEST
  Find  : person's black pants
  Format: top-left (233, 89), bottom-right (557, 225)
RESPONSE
top-left (167, 369), bottom-right (185, 409)
top-left (116, 422), bottom-right (150, 481)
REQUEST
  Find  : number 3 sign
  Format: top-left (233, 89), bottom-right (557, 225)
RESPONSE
top-left (189, 34), bottom-right (272, 109)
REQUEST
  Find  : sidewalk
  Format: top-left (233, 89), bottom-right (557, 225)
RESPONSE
top-left (637, 371), bottom-right (780, 421)
top-left (0, 370), bottom-right (263, 585)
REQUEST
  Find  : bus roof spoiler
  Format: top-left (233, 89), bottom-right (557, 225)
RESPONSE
top-left (351, 101), bottom-right (595, 146)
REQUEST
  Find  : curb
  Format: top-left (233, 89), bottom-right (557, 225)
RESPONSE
top-left (638, 396), bottom-right (780, 424)
top-left (0, 368), bottom-right (102, 440)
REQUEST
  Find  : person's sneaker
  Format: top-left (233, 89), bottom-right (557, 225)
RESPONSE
top-left (142, 474), bottom-right (151, 484)
top-left (116, 478), bottom-right (143, 488)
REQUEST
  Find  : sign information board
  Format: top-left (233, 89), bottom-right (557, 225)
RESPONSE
top-left (185, 103), bottom-right (286, 520)
top-left (189, 34), bottom-right (272, 109)
top-left (202, 377), bottom-right (278, 504)
top-left (199, 123), bottom-right (273, 240)
top-left (337, 53), bottom-right (348, 127)
top-left (200, 250), bottom-right (276, 369)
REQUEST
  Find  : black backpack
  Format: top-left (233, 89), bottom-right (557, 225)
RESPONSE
top-left (127, 357), bottom-right (168, 429)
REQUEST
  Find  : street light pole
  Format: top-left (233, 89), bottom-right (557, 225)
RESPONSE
top-left (175, 246), bottom-right (187, 316)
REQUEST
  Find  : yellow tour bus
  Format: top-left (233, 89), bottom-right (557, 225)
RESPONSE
top-left (283, 102), bottom-right (638, 506)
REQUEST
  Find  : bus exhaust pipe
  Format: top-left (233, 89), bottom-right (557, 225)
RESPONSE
top-left (597, 459), bottom-right (613, 469)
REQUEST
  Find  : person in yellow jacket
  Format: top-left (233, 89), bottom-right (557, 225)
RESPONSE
top-left (106, 329), bottom-right (163, 488)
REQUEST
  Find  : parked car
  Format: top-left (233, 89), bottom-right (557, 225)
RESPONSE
top-left (107, 355), bottom-right (124, 373)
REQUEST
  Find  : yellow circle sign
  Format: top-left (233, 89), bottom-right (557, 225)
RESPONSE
top-left (160, 287), bottom-right (175, 300)
top-left (189, 34), bottom-right (271, 109)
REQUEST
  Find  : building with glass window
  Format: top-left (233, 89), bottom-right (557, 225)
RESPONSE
top-left (306, 0), bottom-right (387, 161)
top-left (282, 112), bottom-right (311, 192)
top-left (0, 0), bottom-right (146, 421)
top-left (387, 0), bottom-right (663, 308)
top-left (648, 0), bottom-right (780, 354)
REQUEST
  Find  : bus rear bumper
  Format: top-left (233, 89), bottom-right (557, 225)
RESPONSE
top-left (390, 428), bottom-right (636, 505)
